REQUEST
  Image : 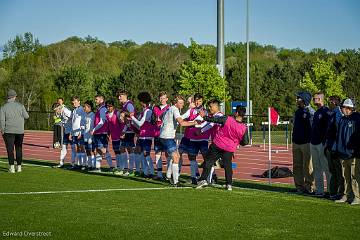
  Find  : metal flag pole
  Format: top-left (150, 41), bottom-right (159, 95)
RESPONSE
top-left (268, 107), bottom-right (272, 184)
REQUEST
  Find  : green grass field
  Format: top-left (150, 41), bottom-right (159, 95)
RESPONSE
top-left (1, 158), bottom-right (360, 240)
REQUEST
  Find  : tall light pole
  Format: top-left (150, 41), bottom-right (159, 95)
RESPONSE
top-left (246, 0), bottom-right (250, 123)
top-left (217, 0), bottom-right (225, 113)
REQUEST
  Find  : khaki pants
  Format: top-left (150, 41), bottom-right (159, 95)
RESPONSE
top-left (292, 143), bottom-right (314, 192)
top-left (311, 143), bottom-right (331, 194)
top-left (340, 158), bottom-right (360, 200)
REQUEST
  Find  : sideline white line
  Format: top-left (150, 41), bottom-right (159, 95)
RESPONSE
top-left (0, 187), bottom-right (192, 195)
top-left (0, 160), bottom-right (53, 168)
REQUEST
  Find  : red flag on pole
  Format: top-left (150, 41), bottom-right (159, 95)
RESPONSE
top-left (269, 107), bottom-right (280, 125)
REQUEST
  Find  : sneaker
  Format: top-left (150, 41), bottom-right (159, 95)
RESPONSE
top-left (114, 170), bottom-right (124, 176)
top-left (55, 164), bottom-right (64, 168)
top-left (335, 196), bottom-right (348, 203)
top-left (191, 177), bottom-right (198, 185)
top-left (196, 180), bottom-right (208, 189)
top-left (314, 192), bottom-right (326, 198)
top-left (350, 198), bottom-right (360, 205)
top-left (17, 165), bottom-right (22, 172)
top-left (9, 165), bottom-right (15, 173)
top-left (226, 184), bottom-right (232, 191)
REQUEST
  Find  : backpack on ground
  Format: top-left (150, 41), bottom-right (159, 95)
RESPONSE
top-left (261, 166), bottom-right (293, 178)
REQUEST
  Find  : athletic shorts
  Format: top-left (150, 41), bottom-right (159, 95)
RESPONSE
top-left (120, 133), bottom-right (135, 148)
top-left (84, 142), bottom-right (95, 151)
top-left (62, 133), bottom-right (71, 145)
top-left (137, 139), bottom-right (152, 154)
top-left (112, 140), bottom-right (121, 152)
top-left (178, 137), bottom-right (191, 154)
top-left (154, 137), bottom-right (164, 152)
top-left (72, 135), bottom-right (84, 146)
top-left (159, 138), bottom-right (177, 155)
top-left (94, 134), bottom-right (108, 149)
top-left (187, 140), bottom-right (209, 156)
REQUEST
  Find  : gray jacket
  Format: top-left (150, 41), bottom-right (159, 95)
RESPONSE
top-left (0, 99), bottom-right (29, 134)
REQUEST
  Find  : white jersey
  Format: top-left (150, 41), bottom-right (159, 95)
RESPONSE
top-left (71, 106), bottom-right (86, 136)
top-left (60, 105), bottom-right (72, 134)
top-left (84, 112), bottom-right (95, 142)
top-left (159, 105), bottom-right (181, 139)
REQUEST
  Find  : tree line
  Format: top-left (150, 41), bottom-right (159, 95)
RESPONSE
top-left (1, 32), bottom-right (359, 118)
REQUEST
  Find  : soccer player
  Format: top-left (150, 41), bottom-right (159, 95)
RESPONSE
top-left (180, 93), bottom-right (210, 184)
top-left (106, 99), bottom-right (123, 174)
top-left (69, 96), bottom-right (87, 169)
top-left (91, 95), bottom-right (111, 172)
top-left (117, 90), bottom-right (137, 176)
top-left (131, 92), bottom-right (157, 178)
top-left (83, 100), bottom-right (96, 169)
top-left (152, 91), bottom-right (171, 179)
top-left (55, 99), bottom-right (73, 168)
top-left (197, 99), bottom-right (224, 184)
top-left (159, 94), bottom-right (198, 186)
top-left (196, 106), bottom-right (249, 191)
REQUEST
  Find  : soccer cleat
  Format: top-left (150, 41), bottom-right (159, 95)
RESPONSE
top-left (123, 171), bottom-right (130, 176)
top-left (172, 182), bottom-right (181, 188)
top-left (9, 165), bottom-right (15, 173)
top-left (17, 165), bottom-right (22, 173)
top-left (114, 170), bottom-right (124, 176)
top-left (89, 168), bottom-right (101, 173)
top-left (191, 177), bottom-right (198, 185)
top-left (226, 185), bottom-right (232, 191)
top-left (55, 164), bottom-right (64, 168)
top-left (350, 198), bottom-right (360, 205)
top-left (196, 180), bottom-right (208, 189)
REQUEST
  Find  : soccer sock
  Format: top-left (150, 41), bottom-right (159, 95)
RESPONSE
top-left (135, 153), bottom-right (142, 173)
top-left (178, 155), bottom-right (183, 173)
top-left (166, 158), bottom-right (173, 179)
top-left (60, 145), bottom-right (67, 165)
top-left (172, 163), bottom-right (179, 184)
top-left (121, 153), bottom-right (128, 170)
top-left (155, 153), bottom-right (163, 177)
top-left (190, 160), bottom-right (198, 178)
top-left (106, 151), bottom-right (113, 168)
top-left (115, 154), bottom-right (121, 169)
top-left (90, 155), bottom-right (95, 168)
top-left (146, 155), bottom-right (154, 175)
top-left (95, 154), bottom-right (101, 169)
top-left (129, 153), bottom-right (135, 172)
top-left (76, 153), bottom-right (82, 166)
top-left (71, 145), bottom-right (76, 165)
top-left (139, 154), bottom-right (147, 175)
top-left (207, 166), bottom-right (215, 183)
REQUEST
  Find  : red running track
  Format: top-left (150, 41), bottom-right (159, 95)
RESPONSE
top-left (0, 131), bottom-right (295, 185)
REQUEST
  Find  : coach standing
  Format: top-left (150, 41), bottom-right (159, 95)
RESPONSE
top-left (0, 89), bottom-right (29, 173)
top-left (292, 91), bottom-right (315, 194)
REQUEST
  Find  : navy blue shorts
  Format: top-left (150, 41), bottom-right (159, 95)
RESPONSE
top-left (137, 139), bottom-right (153, 154)
top-left (94, 134), bottom-right (108, 149)
top-left (187, 140), bottom-right (209, 156)
top-left (121, 133), bottom-right (135, 148)
top-left (84, 142), bottom-right (95, 151)
top-left (72, 135), bottom-right (84, 146)
top-left (159, 138), bottom-right (177, 155)
top-left (154, 137), bottom-right (164, 152)
top-left (112, 140), bottom-right (121, 152)
top-left (62, 133), bottom-right (71, 145)
top-left (178, 137), bottom-right (190, 154)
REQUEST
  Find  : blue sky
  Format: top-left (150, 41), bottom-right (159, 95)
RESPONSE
top-left (0, 0), bottom-right (359, 52)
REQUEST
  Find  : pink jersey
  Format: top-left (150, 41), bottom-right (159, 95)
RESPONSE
top-left (94, 104), bottom-right (108, 135)
top-left (106, 109), bottom-right (122, 141)
top-left (153, 104), bottom-right (170, 137)
top-left (184, 108), bottom-right (211, 141)
top-left (138, 107), bottom-right (156, 138)
top-left (121, 100), bottom-right (137, 133)
top-left (213, 117), bottom-right (247, 152)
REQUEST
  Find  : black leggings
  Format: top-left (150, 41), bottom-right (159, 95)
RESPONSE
top-left (3, 133), bottom-right (24, 165)
top-left (199, 143), bottom-right (234, 185)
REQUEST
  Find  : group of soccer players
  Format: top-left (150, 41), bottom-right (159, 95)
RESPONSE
top-left (53, 90), bottom-right (248, 189)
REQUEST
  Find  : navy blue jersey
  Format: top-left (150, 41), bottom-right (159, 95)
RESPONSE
top-left (311, 106), bottom-right (329, 145)
top-left (292, 107), bottom-right (312, 144)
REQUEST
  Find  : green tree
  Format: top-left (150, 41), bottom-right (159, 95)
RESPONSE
top-left (177, 39), bottom-right (228, 102)
top-left (300, 58), bottom-right (346, 99)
